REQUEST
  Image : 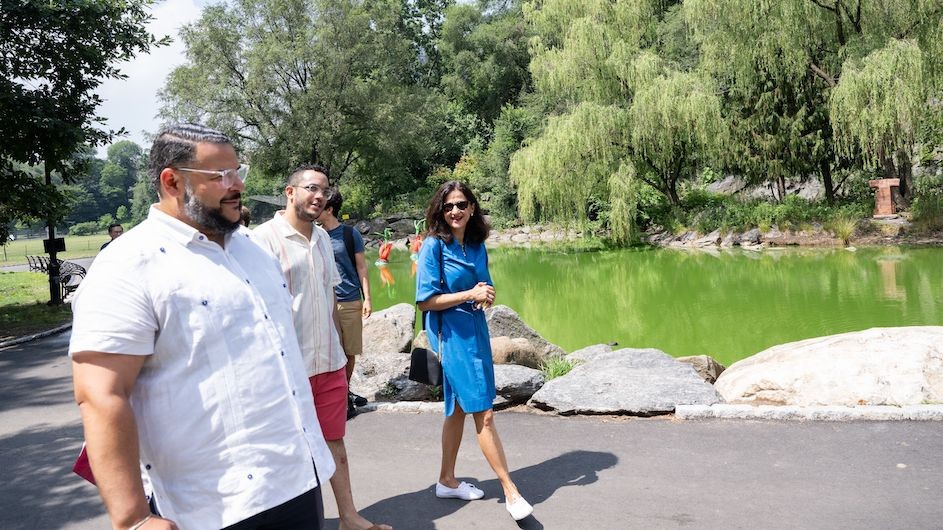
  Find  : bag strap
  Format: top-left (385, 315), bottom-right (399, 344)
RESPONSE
top-left (419, 238), bottom-right (446, 359)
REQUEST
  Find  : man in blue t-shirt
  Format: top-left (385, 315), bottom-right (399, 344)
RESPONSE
top-left (318, 189), bottom-right (372, 419)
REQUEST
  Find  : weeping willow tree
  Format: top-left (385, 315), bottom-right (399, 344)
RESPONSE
top-left (510, 0), bottom-right (726, 244)
top-left (830, 39), bottom-right (925, 199)
top-left (685, 0), bottom-right (943, 202)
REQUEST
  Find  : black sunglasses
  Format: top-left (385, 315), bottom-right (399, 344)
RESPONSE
top-left (443, 200), bottom-right (470, 212)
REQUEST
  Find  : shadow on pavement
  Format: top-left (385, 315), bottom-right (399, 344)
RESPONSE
top-left (0, 333), bottom-right (74, 413)
top-left (0, 422), bottom-right (103, 529)
top-left (348, 450), bottom-right (618, 529)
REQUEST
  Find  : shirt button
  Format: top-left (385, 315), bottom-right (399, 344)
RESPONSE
top-left (245, 279), bottom-right (250, 284)
top-left (264, 314), bottom-right (269, 319)
top-left (280, 351), bottom-right (285, 356)
top-left (159, 247), bottom-right (166, 253)
top-left (201, 300), bottom-right (208, 306)
top-left (292, 390), bottom-right (296, 395)
top-left (247, 474), bottom-right (253, 480)
top-left (282, 283), bottom-right (287, 288)
top-left (199, 236), bottom-right (204, 240)
top-left (145, 464), bottom-right (152, 470)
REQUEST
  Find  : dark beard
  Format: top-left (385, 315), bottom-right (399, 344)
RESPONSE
top-left (293, 198), bottom-right (321, 222)
top-left (183, 184), bottom-right (241, 236)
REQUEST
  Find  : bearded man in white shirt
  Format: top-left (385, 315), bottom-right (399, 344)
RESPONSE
top-left (70, 124), bottom-right (334, 530)
top-left (254, 165), bottom-right (392, 530)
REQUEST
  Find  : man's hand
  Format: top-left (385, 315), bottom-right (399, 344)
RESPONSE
top-left (362, 300), bottom-right (372, 318)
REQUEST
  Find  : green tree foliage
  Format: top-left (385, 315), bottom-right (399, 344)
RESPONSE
top-left (685, 0), bottom-right (943, 202)
top-left (509, 0), bottom-right (727, 243)
top-left (161, 0), bottom-right (464, 210)
top-left (438, 0), bottom-right (532, 126)
top-left (0, 0), bottom-right (166, 244)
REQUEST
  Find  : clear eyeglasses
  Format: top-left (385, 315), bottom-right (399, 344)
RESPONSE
top-left (176, 164), bottom-right (250, 188)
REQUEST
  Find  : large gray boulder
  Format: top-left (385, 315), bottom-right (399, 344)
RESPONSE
top-left (566, 344), bottom-right (613, 364)
top-left (349, 353), bottom-right (433, 402)
top-left (529, 348), bottom-right (722, 415)
top-left (715, 327), bottom-right (943, 406)
top-left (493, 364), bottom-right (545, 409)
top-left (361, 303), bottom-right (416, 356)
top-left (485, 305), bottom-right (565, 361)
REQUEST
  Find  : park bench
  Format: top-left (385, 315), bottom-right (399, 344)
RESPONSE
top-left (26, 256), bottom-right (88, 296)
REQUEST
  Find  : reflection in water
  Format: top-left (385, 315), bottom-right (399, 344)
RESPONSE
top-left (369, 246), bottom-right (943, 365)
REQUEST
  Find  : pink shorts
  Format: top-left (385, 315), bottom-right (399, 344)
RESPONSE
top-left (308, 368), bottom-right (348, 441)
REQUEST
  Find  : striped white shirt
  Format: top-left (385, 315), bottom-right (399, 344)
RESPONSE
top-left (254, 211), bottom-right (347, 376)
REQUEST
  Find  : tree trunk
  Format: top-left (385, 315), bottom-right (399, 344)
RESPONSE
top-left (776, 175), bottom-right (787, 201)
top-left (44, 164), bottom-right (62, 306)
top-left (896, 147), bottom-right (913, 201)
top-left (820, 158), bottom-right (835, 205)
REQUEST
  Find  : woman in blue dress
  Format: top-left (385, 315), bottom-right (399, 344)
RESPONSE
top-left (416, 181), bottom-right (533, 521)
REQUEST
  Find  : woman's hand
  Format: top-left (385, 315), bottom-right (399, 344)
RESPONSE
top-left (468, 282), bottom-right (495, 309)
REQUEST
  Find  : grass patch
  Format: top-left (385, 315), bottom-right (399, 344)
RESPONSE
top-left (0, 234), bottom-right (110, 266)
top-left (0, 271), bottom-right (72, 341)
top-left (541, 356), bottom-right (576, 381)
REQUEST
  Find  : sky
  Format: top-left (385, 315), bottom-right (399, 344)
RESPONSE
top-left (94, 0), bottom-right (208, 156)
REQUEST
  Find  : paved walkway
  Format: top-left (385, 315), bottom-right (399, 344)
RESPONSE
top-left (2, 332), bottom-right (942, 529)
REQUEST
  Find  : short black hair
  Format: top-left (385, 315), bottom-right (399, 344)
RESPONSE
top-left (425, 181), bottom-right (489, 244)
top-left (149, 123), bottom-right (232, 196)
top-left (325, 187), bottom-right (343, 216)
top-left (107, 223), bottom-right (123, 232)
top-left (288, 163), bottom-right (330, 187)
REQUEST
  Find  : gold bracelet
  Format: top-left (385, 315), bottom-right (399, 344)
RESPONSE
top-left (128, 514), bottom-right (152, 530)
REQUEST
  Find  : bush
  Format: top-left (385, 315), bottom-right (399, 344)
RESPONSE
top-left (911, 173), bottom-right (943, 231)
top-left (541, 356), bottom-right (576, 380)
top-left (69, 221), bottom-right (101, 236)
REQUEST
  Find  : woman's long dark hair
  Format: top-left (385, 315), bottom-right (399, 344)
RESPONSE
top-left (424, 180), bottom-right (490, 245)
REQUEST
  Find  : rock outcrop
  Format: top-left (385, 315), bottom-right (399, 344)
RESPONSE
top-left (714, 327), bottom-right (943, 406)
top-left (529, 348), bottom-right (722, 415)
top-left (485, 305), bottom-right (565, 363)
top-left (676, 355), bottom-right (726, 384)
top-left (493, 364), bottom-right (545, 409)
top-left (361, 303), bottom-right (416, 356)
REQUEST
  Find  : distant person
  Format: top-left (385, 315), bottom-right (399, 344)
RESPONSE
top-left (99, 223), bottom-right (123, 250)
top-left (240, 205), bottom-right (252, 227)
top-left (70, 123), bottom-right (333, 529)
top-left (254, 165), bottom-right (392, 530)
top-left (317, 188), bottom-right (372, 418)
top-left (416, 180), bottom-right (533, 521)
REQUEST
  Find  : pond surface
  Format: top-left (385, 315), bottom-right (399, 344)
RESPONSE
top-left (366, 245), bottom-right (943, 366)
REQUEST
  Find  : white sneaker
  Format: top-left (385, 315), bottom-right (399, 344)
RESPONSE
top-left (506, 495), bottom-right (533, 521)
top-left (435, 481), bottom-right (485, 500)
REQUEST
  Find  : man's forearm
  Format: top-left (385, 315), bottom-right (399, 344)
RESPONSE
top-left (79, 397), bottom-right (151, 529)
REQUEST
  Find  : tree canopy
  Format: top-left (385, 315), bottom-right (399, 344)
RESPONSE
top-left (0, 0), bottom-right (165, 244)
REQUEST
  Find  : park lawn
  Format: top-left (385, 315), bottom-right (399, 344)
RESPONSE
top-left (0, 234), bottom-right (111, 266)
top-left (0, 271), bottom-right (72, 341)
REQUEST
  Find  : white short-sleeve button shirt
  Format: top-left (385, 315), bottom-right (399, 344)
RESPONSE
top-left (253, 212), bottom-right (347, 376)
top-left (69, 206), bottom-right (336, 529)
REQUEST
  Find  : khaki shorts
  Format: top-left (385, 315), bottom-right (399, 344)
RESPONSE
top-left (336, 300), bottom-right (363, 356)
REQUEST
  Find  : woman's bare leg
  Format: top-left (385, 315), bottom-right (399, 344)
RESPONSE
top-left (439, 401), bottom-right (466, 488)
top-left (472, 409), bottom-right (521, 500)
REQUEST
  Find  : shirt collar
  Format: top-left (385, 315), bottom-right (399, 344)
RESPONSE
top-left (270, 210), bottom-right (318, 242)
top-left (147, 204), bottom-right (234, 247)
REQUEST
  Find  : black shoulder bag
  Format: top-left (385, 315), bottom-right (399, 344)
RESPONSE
top-left (408, 240), bottom-right (444, 386)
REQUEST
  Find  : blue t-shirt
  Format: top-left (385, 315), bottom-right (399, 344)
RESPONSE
top-left (326, 224), bottom-right (365, 302)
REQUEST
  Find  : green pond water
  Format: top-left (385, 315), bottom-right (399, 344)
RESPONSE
top-left (366, 245), bottom-right (943, 366)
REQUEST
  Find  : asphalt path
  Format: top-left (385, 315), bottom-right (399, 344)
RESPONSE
top-left (2, 332), bottom-right (942, 529)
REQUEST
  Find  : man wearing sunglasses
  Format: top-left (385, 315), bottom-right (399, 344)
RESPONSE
top-left (70, 124), bottom-right (332, 530)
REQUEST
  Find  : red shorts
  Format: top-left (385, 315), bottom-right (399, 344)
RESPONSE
top-left (309, 368), bottom-right (348, 441)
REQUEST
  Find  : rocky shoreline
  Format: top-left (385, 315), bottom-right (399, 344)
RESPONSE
top-left (351, 212), bottom-right (943, 251)
top-left (351, 304), bottom-right (943, 419)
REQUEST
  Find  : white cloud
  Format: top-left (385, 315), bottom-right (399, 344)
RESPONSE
top-left (95, 0), bottom-right (204, 156)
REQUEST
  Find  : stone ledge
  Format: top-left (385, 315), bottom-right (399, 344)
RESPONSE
top-left (676, 404), bottom-right (943, 421)
top-left (369, 401), bottom-right (445, 414)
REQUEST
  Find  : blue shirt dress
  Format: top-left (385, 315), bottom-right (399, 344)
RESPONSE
top-left (415, 236), bottom-right (496, 416)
